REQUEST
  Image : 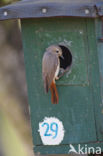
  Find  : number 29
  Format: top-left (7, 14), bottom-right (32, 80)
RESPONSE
top-left (41, 122), bottom-right (58, 139)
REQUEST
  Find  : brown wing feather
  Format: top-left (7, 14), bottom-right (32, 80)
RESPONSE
top-left (42, 52), bottom-right (58, 93)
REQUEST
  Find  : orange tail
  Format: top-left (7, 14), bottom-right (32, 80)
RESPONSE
top-left (50, 81), bottom-right (59, 104)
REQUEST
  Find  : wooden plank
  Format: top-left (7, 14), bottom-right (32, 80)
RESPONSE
top-left (21, 18), bottom-right (97, 155)
top-left (86, 18), bottom-right (103, 141)
top-left (94, 18), bottom-right (103, 141)
top-left (0, 0), bottom-right (103, 20)
top-left (34, 142), bottom-right (103, 154)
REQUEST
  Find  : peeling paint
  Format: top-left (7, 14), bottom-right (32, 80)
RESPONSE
top-left (59, 39), bottom-right (72, 47)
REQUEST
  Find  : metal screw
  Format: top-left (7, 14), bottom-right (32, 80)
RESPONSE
top-left (42, 8), bottom-right (47, 14)
top-left (3, 11), bottom-right (8, 16)
top-left (80, 30), bottom-right (83, 34)
top-left (85, 9), bottom-right (90, 14)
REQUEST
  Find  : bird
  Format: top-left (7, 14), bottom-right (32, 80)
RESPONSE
top-left (42, 45), bottom-right (63, 104)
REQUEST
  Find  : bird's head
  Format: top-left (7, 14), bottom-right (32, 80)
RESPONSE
top-left (46, 45), bottom-right (63, 58)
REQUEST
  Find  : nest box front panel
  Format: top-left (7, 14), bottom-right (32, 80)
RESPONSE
top-left (21, 18), bottom-right (101, 153)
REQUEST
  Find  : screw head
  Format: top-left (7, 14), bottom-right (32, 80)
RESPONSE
top-left (85, 9), bottom-right (90, 14)
top-left (42, 8), bottom-right (47, 14)
top-left (80, 30), bottom-right (83, 34)
top-left (3, 11), bottom-right (8, 16)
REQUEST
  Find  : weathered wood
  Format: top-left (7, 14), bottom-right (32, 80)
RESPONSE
top-left (20, 17), bottom-right (102, 154)
top-left (95, 18), bottom-right (103, 141)
top-left (0, 0), bottom-right (103, 20)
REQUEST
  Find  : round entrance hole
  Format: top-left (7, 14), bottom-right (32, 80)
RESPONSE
top-left (58, 45), bottom-right (72, 77)
top-left (59, 45), bottom-right (72, 69)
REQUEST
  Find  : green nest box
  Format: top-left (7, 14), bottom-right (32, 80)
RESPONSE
top-left (0, 0), bottom-right (103, 155)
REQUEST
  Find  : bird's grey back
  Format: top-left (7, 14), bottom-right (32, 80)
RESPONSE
top-left (42, 51), bottom-right (58, 92)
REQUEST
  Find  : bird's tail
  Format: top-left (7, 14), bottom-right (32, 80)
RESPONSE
top-left (50, 81), bottom-right (59, 104)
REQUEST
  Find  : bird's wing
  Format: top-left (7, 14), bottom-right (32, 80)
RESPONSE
top-left (42, 52), bottom-right (58, 93)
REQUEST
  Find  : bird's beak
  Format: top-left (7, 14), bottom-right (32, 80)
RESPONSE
top-left (60, 55), bottom-right (64, 59)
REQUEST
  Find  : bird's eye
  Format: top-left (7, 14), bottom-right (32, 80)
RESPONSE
top-left (56, 50), bottom-right (59, 53)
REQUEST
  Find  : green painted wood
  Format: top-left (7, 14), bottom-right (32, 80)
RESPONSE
top-left (21, 18), bottom-right (102, 154)
top-left (34, 142), bottom-right (103, 154)
top-left (95, 18), bottom-right (103, 140)
top-left (22, 18), bottom-right (89, 86)
top-left (33, 26), bottom-right (89, 86)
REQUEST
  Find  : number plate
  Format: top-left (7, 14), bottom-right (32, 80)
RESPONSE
top-left (38, 117), bottom-right (65, 145)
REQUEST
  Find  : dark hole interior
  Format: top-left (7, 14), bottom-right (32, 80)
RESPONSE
top-left (59, 45), bottom-right (72, 70)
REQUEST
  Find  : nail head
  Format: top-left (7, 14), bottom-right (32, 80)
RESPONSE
top-left (42, 8), bottom-right (47, 14)
top-left (85, 9), bottom-right (90, 14)
top-left (3, 11), bottom-right (8, 16)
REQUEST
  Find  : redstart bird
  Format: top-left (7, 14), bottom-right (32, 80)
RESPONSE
top-left (42, 45), bottom-right (63, 104)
